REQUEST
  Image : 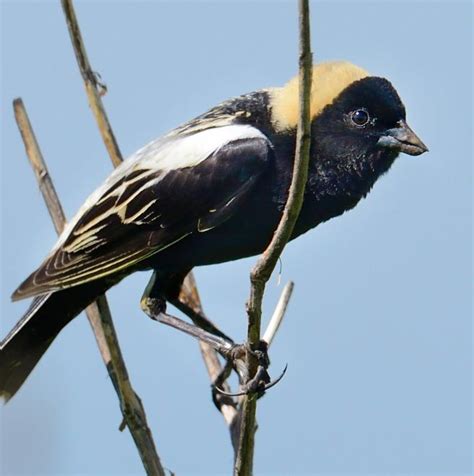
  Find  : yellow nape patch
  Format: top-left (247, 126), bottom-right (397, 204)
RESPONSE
top-left (270, 61), bottom-right (369, 131)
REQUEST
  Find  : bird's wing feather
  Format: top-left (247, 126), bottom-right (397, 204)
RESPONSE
top-left (12, 125), bottom-right (272, 300)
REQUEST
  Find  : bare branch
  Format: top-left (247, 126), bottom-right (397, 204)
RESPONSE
top-left (61, 0), bottom-right (122, 167)
top-left (13, 98), bottom-right (165, 476)
top-left (13, 101), bottom-right (65, 234)
top-left (234, 1), bottom-right (312, 474)
top-left (177, 275), bottom-right (240, 437)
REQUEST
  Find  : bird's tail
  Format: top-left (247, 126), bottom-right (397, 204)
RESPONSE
top-left (0, 280), bottom-right (111, 402)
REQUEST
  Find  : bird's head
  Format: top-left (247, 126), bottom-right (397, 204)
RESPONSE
top-left (270, 61), bottom-right (428, 195)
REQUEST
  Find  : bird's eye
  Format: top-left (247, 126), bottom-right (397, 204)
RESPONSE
top-left (350, 109), bottom-right (370, 127)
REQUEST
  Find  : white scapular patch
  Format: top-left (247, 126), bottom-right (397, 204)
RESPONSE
top-left (50, 124), bottom-right (266, 253)
top-left (135, 124), bottom-right (265, 170)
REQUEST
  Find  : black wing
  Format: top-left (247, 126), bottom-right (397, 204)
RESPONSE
top-left (12, 127), bottom-right (272, 300)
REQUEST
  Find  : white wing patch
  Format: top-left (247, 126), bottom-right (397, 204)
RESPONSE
top-left (135, 124), bottom-right (266, 170)
top-left (52, 124), bottom-right (267, 254)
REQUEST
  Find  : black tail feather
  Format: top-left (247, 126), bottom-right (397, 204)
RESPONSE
top-left (0, 280), bottom-right (111, 402)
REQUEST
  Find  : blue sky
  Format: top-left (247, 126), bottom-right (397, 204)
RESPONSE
top-left (1, 1), bottom-right (472, 475)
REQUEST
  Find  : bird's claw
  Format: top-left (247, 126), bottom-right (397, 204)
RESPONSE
top-left (214, 363), bottom-right (288, 398)
top-left (215, 339), bottom-right (286, 398)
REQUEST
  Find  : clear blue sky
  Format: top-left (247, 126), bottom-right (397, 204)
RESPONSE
top-left (1, 1), bottom-right (472, 475)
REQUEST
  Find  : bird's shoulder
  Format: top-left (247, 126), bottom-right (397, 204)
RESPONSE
top-left (167, 89), bottom-right (274, 137)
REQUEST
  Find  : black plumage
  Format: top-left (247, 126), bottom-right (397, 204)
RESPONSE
top-left (0, 61), bottom-right (427, 401)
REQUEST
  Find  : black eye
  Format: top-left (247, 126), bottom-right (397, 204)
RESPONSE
top-left (350, 108), bottom-right (370, 127)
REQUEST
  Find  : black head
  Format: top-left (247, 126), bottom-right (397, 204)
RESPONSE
top-left (315, 76), bottom-right (427, 157)
top-left (309, 75), bottom-right (428, 199)
top-left (270, 62), bottom-right (427, 203)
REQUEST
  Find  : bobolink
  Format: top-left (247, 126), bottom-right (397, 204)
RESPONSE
top-left (0, 61), bottom-right (427, 401)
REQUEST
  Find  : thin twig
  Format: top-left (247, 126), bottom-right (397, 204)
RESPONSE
top-left (178, 274), bottom-right (239, 425)
top-left (13, 99), bottom-right (165, 476)
top-left (263, 281), bottom-right (294, 346)
top-left (234, 1), bottom-right (312, 474)
top-left (61, 0), bottom-right (122, 167)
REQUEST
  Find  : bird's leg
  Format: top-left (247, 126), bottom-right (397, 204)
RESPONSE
top-left (169, 298), bottom-right (234, 343)
top-left (164, 271), bottom-right (276, 394)
top-left (141, 271), bottom-right (283, 397)
top-left (144, 270), bottom-right (233, 342)
top-left (140, 271), bottom-right (234, 356)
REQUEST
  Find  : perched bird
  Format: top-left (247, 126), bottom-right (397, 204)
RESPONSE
top-left (0, 61), bottom-right (427, 401)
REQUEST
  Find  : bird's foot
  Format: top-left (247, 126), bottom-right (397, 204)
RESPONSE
top-left (141, 272), bottom-right (286, 400)
top-left (215, 340), bottom-right (287, 398)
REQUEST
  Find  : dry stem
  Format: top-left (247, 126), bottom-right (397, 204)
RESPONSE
top-left (13, 99), bottom-right (165, 475)
top-left (61, 0), bottom-right (122, 167)
top-left (178, 274), bottom-right (239, 427)
top-left (234, 1), bottom-right (313, 474)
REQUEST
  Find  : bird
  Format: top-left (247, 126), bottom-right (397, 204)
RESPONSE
top-left (0, 61), bottom-right (428, 401)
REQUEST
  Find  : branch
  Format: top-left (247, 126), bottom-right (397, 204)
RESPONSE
top-left (61, 0), bottom-right (122, 167)
top-left (234, 1), bottom-right (312, 474)
top-left (177, 274), bottom-right (239, 426)
top-left (13, 99), bottom-right (166, 476)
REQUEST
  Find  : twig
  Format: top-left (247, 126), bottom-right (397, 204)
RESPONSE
top-left (13, 99), bottom-right (166, 476)
top-left (61, 0), bottom-right (122, 167)
top-left (263, 281), bottom-right (294, 346)
top-left (177, 276), bottom-right (246, 455)
top-left (234, 1), bottom-right (313, 474)
top-left (178, 274), bottom-right (239, 424)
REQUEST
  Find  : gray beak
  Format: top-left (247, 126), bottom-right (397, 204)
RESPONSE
top-left (377, 120), bottom-right (428, 156)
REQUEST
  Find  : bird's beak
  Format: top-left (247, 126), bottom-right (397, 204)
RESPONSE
top-left (377, 120), bottom-right (428, 156)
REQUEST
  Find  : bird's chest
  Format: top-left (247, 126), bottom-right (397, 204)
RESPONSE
top-left (290, 163), bottom-right (390, 241)
top-left (292, 190), bottom-right (360, 239)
